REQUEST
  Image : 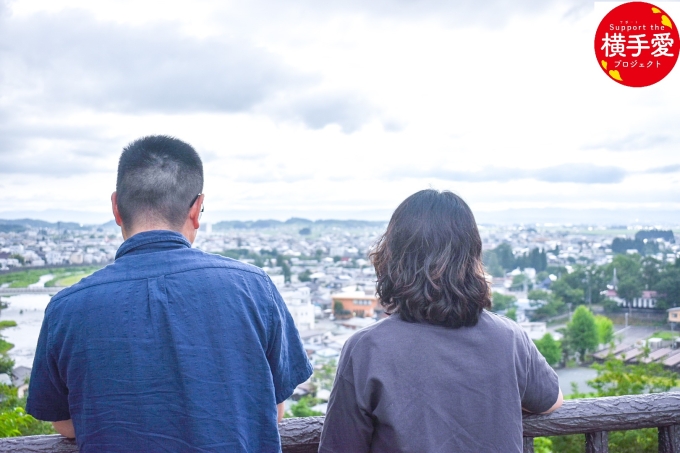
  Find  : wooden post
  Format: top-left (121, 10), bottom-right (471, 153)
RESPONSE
top-left (585, 431), bottom-right (608, 453)
top-left (659, 425), bottom-right (680, 453)
top-left (522, 437), bottom-right (534, 453)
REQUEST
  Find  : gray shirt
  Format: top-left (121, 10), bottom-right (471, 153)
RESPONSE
top-left (318, 311), bottom-right (559, 453)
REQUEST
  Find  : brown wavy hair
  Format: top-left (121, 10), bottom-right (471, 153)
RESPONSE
top-left (370, 189), bottom-right (491, 328)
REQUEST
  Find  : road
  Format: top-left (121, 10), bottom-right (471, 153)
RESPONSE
top-left (612, 325), bottom-right (660, 345)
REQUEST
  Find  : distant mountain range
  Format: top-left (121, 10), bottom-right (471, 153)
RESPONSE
top-left (212, 218), bottom-right (386, 230)
top-left (1, 206), bottom-right (678, 231)
top-left (0, 218), bottom-right (84, 232)
top-left (0, 217), bottom-right (385, 232)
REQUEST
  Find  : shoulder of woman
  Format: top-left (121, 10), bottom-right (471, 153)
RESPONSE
top-left (481, 310), bottom-right (529, 338)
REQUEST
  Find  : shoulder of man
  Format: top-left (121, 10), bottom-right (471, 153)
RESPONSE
top-left (47, 250), bottom-right (272, 312)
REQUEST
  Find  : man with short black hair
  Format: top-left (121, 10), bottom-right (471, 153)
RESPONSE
top-left (27, 136), bottom-right (312, 452)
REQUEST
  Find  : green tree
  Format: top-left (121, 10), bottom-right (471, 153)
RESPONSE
top-left (565, 306), bottom-right (598, 361)
top-left (533, 437), bottom-right (553, 453)
top-left (594, 315), bottom-right (614, 345)
top-left (640, 256), bottom-right (661, 289)
top-left (298, 270), bottom-right (312, 282)
top-left (9, 255), bottom-right (24, 265)
top-left (287, 396), bottom-right (323, 418)
top-left (608, 254), bottom-right (642, 279)
top-left (527, 289), bottom-right (550, 302)
top-left (533, 333), bottom-right (561, 366)
top-left (549, 358), bottom-right (676, 453)
top-left (530, 291), bottom-right (566, 321)
top-left (562, 265), bottom-right (608, 306)
top-left (493, 243), bottom-right (515, 271)
top-left (276, 255), bottom-right (292, 283)
top-left (0, 385), bottom-right (54, 437)
top-left (491, 292), bottom-right (516, 312)
top-left (606, 254), bottom-right (643, 302)
top-left (483, 251), bottom-right (504, 277)
top-left (587, 358), bottom-right (676, 397)
top-left (515, 248), bottom-right (547, 272)
top-left (506, 307), bottom-right (517, 321)
top-left (617, 276), bottom-right (643, 304)
top-left (654, 265), bottom-right (680, 309)
top-left (312, 360), bottom-right (337, 393)
top-left (333, 301), bottom-right (344, 314)
top-left (0, 356), bottom-right (14, 376)
top-left (550, 279), bottom-right (584, 306)
top-left (510, 274), bottom-right (529, 291)
top-left (535, 271), bottom-right (549, 283)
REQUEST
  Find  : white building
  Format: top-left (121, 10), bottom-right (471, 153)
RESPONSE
top-left (519, 321), bottom-right (547, 340)
top-left (279, 286), bottom-right (315, 331)
top-left (269, 274), bottom-right (285, 288)
top-left (631, 291), bottom-right (658, 309)
top-left (69, 252), bottom-right (84, 265)
top-left (606, 289), bottom-right (658, 308)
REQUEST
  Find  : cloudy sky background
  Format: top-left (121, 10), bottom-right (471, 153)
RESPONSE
top-left (0, 0), bottom-right (678, 225)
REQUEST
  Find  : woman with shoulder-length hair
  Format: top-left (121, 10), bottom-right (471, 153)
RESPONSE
top-left (319, 189), bottom-right (562, 453)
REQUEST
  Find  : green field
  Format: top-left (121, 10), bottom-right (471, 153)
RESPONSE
top-left (651, 331), bottom-right (680, 341)
top-left (0, 266), bottom-right (102, 288)
top-left (0, 339), bottom-right (13, 354)
top-left (0, 269), bottom-right (53, 288)
top-left (0, 321), bottom-right (17, 330)
top-left (53, 271), bottom-right (96, 287)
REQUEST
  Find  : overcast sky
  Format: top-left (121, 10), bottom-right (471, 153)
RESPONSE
top-left (1, 0), bottom-right (679, 225)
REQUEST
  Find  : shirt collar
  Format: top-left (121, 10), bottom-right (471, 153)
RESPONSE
top-left (115, 230), bottom-right (192, 260)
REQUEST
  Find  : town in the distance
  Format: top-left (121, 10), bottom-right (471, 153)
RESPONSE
top-left (1, 217), bottom-right (679, 417)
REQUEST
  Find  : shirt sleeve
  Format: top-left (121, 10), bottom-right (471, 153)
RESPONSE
top-left (25, 310), bottom-right (71, 422)
top-left (265, 279), bottom-right (313, 404)
top-left (520, 331), bottom-right (560, 414)
top-left (318, 373), bottom-right (373, 453)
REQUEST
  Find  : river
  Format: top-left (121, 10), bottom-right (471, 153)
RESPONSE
top-left (0, 293), bottom-right (51, 368)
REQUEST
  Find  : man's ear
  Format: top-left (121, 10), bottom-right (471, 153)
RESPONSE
top-left (188, 194), bottom-right (204, 230)
top-left (111, 192), bottom-right (123, 227)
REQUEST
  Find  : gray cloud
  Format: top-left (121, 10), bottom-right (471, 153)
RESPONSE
top-left (389, 163), bottom-right (629, 184)
top-left (0, 6), bottom-right (384, 175)
top-left (583, 133), bottom-right (672, 151)
top-left (644, 164), bottom-right (680, 174)
top-left (0, 140), bottom-right (117, 176)
top-left (390, 161), bottom-right (680, 184)
top-left (0, 7), bottom-right (380, 128)
top-left (240, 0), bottom-right (575, 28)
top-left (269, 93), bottom-right (376, 133)
top-left (0, 117), bottom-right (121, 175)
top-left (1, 10), bottom-right (304, 114)
top-left (534, 164), bottom-right (626, 184)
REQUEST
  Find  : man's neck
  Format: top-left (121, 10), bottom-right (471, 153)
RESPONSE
top-left (122, 221), bottom-right (197, 244)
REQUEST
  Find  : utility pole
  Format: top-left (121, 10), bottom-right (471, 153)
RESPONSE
top-left (583, 268), bottom-right (592, 309)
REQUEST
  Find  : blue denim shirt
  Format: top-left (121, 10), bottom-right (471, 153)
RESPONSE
top-left (27, 230), bottom-right (312, 452)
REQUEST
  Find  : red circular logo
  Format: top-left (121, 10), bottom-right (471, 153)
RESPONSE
top-left (594, 2), bottom-right (679, 87)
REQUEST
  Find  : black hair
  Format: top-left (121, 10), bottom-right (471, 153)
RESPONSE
top-left (116, 135), bottom-right (203, 230)
top-left (370, 189), bottom-right (491, 328)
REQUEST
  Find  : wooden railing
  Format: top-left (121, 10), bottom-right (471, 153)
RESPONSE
top-left (0, 393), bottom-right (678, 452)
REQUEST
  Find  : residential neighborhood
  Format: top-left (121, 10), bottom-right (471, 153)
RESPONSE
top-left (1, 218), bottom-right (680, 416)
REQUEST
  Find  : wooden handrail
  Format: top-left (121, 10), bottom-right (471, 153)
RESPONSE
top-left (0, 393), bottom-right (678, 452)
